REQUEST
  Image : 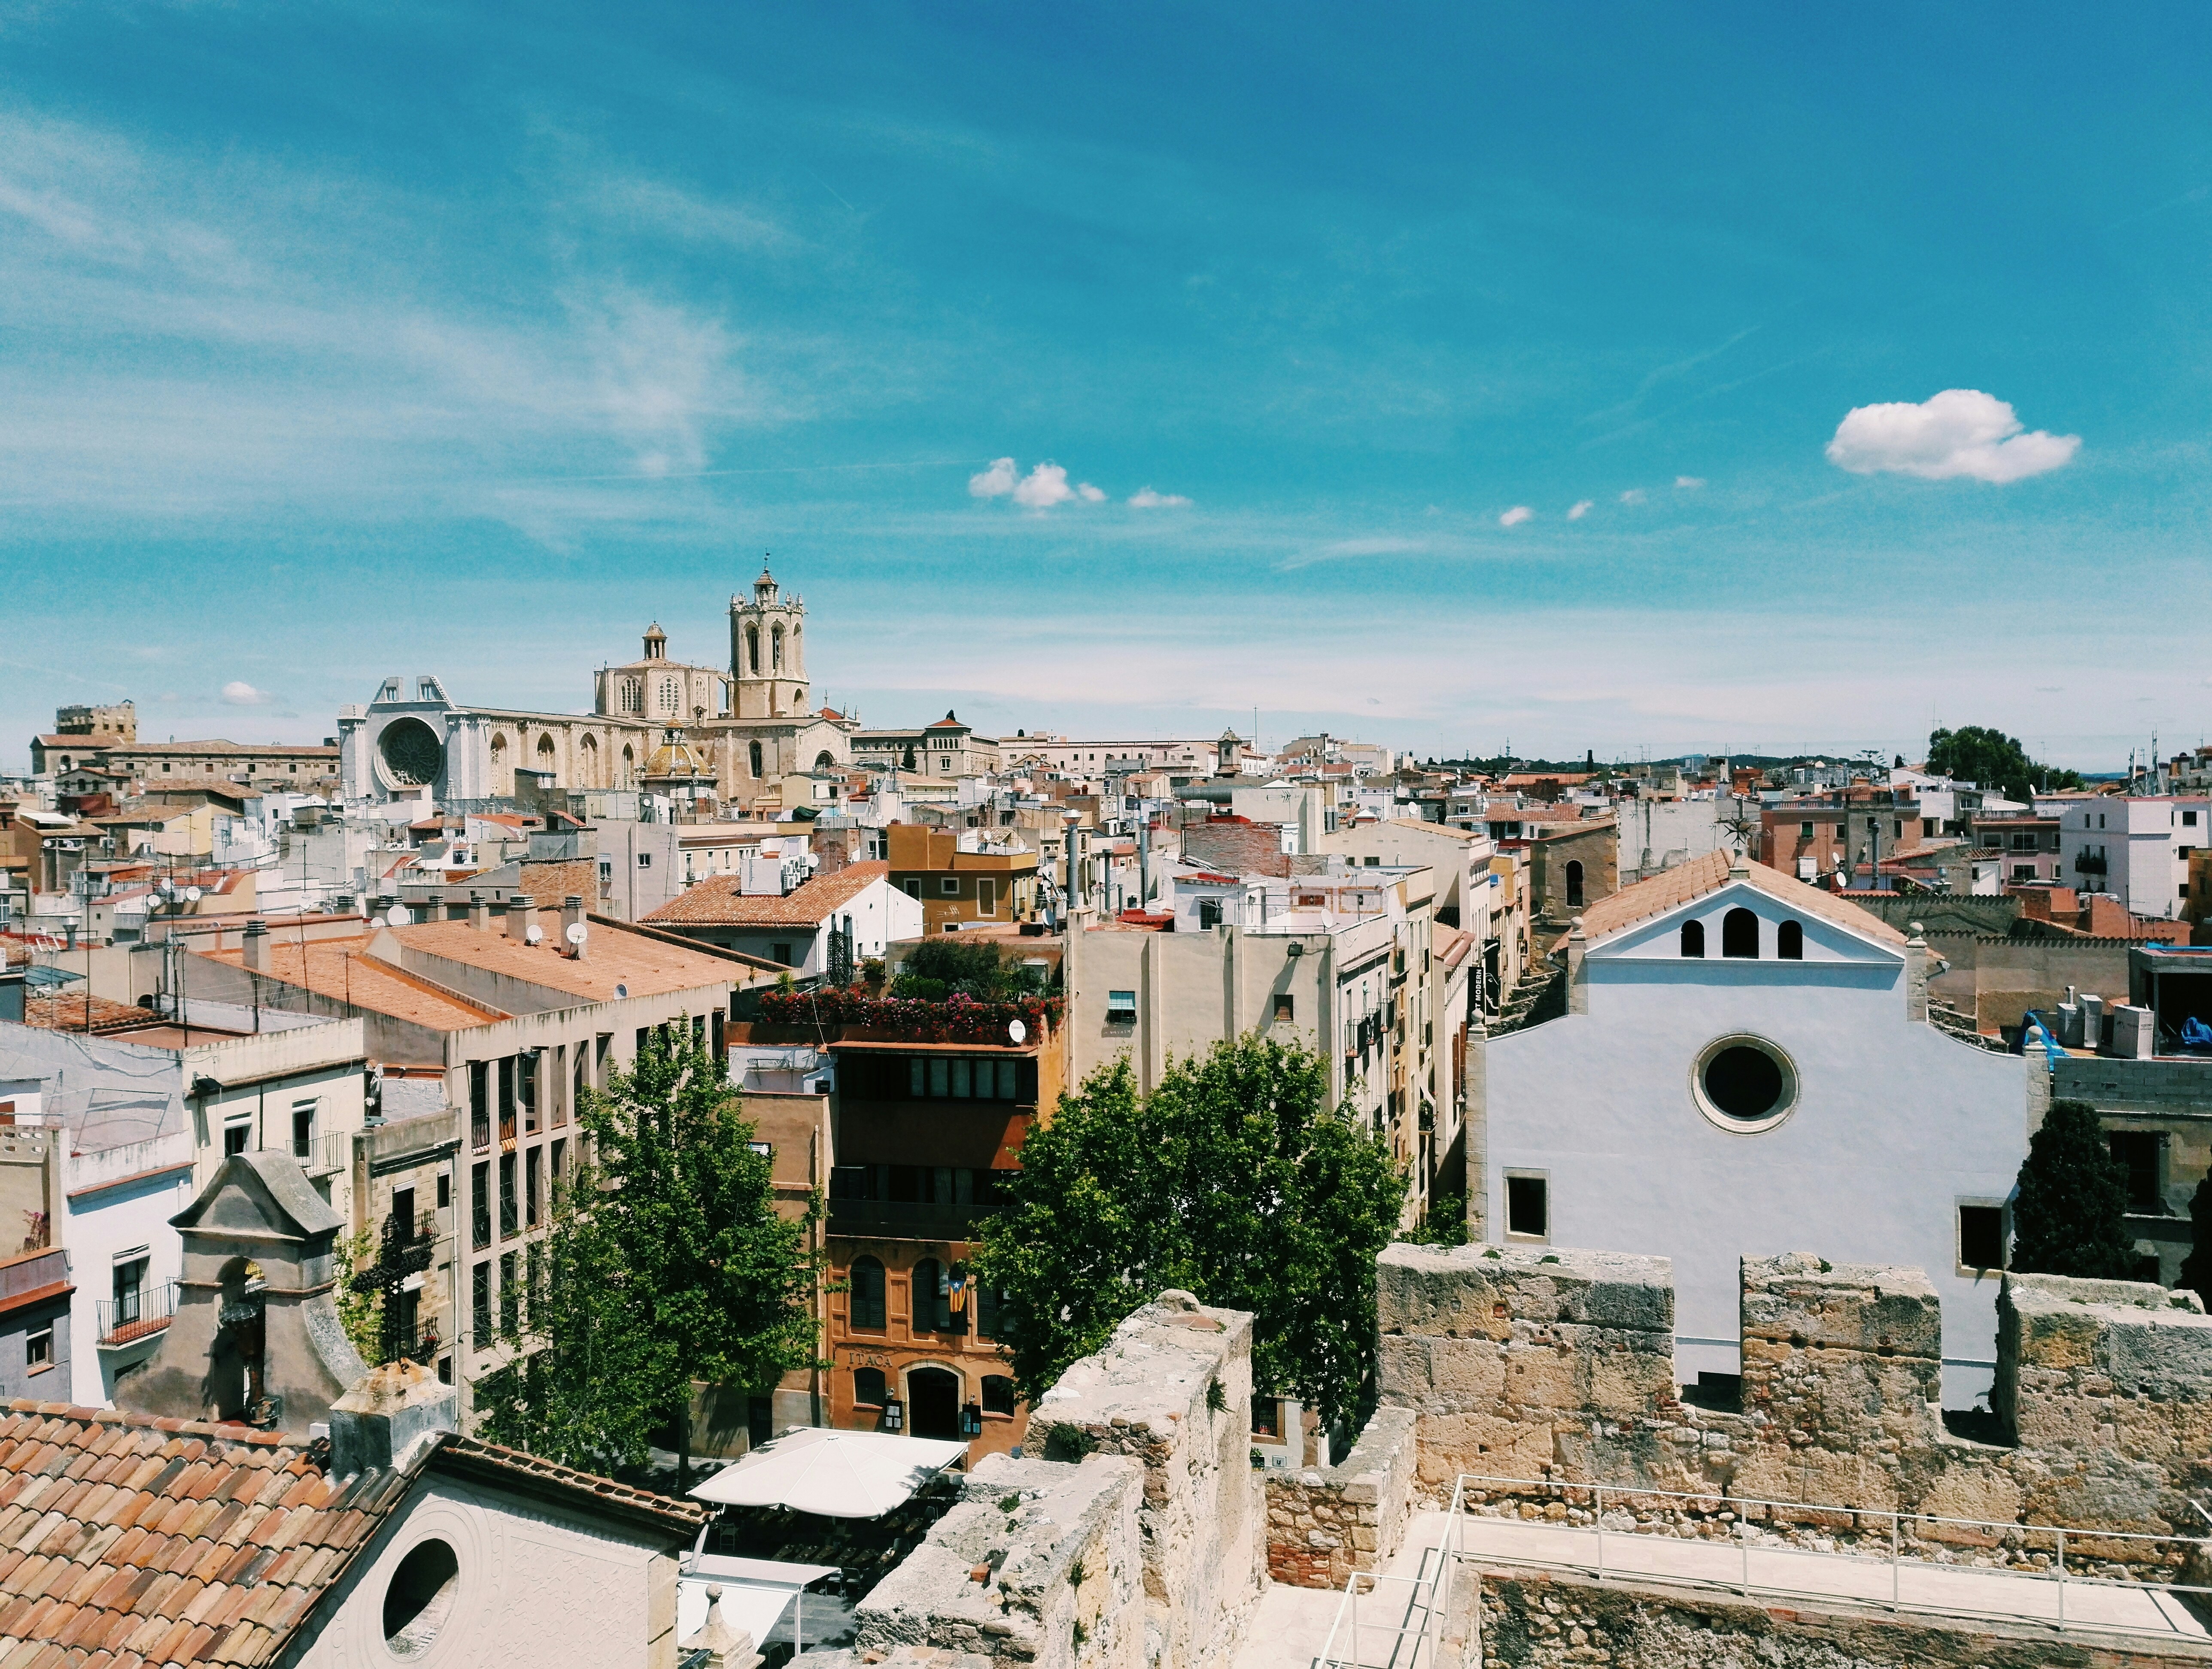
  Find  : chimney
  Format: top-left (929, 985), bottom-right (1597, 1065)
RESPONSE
top-left (506, 894), bottom-right (538, 943)
top-left (468, 892), bottom-right (489, 932)
top-left (562, 895), bottom-right (586, 958)
top-left (243, 918), bottom-right (268, 973)
top-left (328, 1360), bottom-right (459, 1481)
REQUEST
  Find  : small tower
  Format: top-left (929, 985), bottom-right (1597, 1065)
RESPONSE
top-left (642, 622), bottom-right (668, 661)
top-left (728, 558), bottom-right (809, 719)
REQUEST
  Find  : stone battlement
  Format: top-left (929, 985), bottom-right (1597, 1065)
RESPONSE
top-left (1379, 1241), bottom-right (2212, 1543)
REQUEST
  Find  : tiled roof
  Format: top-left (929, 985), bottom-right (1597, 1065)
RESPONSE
top-left (22, 994), bottom-right (158, 1034)
top-left (1571, 850), bottom-right (1910, 949)
top-left (516, 859), bottom-right (599, 904)
top-left (199, 936), bottom-right (504, 1031)
top-left (644, 861), bottom-right (890, 929)
top-left (430, 1435), bottom-right (704, 1533)
top-left (0, 1400), bottom-right (406, 1669)
top-left (104, 741), bottom-right (338, 759)
top-left (392, 918), bottom-right (755, 1002)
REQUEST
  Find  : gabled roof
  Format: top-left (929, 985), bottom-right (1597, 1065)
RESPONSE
top-left (643, 861), bottom-right (890, 929)
top-left (1574, 850), bottom-right (1909, 948)
top-left (171, 1151), bottom-right (343, 1239)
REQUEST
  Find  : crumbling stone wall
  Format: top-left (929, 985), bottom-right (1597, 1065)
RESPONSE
top-left (854, 1293), bottom-right (1263, 1669)
top-left (1263, 1406), bottom-right (1415, 1589)
top-left (856, 1453), bottom-right (1145, 1669)
top-left (1029, 1292), bottom-right (1265, 1669)
top-left (1381, 1242), bottom-right (2212, 1551)
top-left (1474, 1570), bottom-right (2212, 1668)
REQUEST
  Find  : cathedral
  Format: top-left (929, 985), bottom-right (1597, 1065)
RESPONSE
top-left (338, 563), bottom-right (858, 813)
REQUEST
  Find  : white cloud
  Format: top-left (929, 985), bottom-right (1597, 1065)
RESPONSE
top-left (972, 458), bottom-right (1104, 510)
top-left (222, 680), bottom-right (275, 705)
top-left (1567, 500), bottom-right (1592, 520)
top-left (1675, 476), bottom-right (1706, 489)
top-left (1620, 489), bottom-right (1646, 505)
top-left (1825, 389), bottom-right (2080, 483)
top-left (969, 457), bottom-right (1017, 498)
top-left (1498, 506), bottom-right (1532, 527)
top-left (1130, 487), bottom-right (1192, 508)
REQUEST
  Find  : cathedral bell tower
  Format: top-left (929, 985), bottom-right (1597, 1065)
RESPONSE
top-left (728, 559), bottom-right (810, 719)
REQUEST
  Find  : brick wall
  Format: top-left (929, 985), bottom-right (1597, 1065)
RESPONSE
top-left (1262, 1406), bottom-right (1415, 1589)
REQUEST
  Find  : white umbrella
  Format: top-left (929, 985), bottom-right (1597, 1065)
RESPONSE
top-left (688, 1428), bottom-right (970, 1518)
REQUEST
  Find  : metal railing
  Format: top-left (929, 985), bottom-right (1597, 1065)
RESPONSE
top-left (97, 1280), bottom-right (178, 1347)
top-left (1315, 1480), bottom-right (1460, 1669)
top-left (826, 1199), bottom-right (984, 1241)
top-left (1438, 1473), bottom-right (2212, 1646)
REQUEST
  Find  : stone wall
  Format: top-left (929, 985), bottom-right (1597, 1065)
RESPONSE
top-left (1473, 1570), bottom-right (2212, 1668)
top-left (1380, 1242), bottom-right (2212, 1549)
top-left (850, 1292), bottom-right (1264, 1669)
top-left (1263, 1406), bottom-right (1416, 1589)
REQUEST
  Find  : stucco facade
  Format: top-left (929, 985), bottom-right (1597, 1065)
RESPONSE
top-left (1476, 861), bottom-right (2030, 1404)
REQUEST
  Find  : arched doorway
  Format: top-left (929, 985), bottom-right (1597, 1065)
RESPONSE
top-left (906, 1366), bottom-right (960, 1440)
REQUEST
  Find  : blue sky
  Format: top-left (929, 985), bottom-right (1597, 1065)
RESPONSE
top-left (3, 3), bottom-right (2209, 770)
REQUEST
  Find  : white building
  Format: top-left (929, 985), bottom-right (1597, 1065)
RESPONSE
top-left (1476, 851), bottom-right (2028, 1406)
top-left (643, 859), bottom-right (922, 973)
top-left (2058, 796), bottom-right (2211, 920)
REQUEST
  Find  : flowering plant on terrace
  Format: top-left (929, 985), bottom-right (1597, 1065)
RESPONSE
top-left (754, 985), bottom-right (1064, 1043)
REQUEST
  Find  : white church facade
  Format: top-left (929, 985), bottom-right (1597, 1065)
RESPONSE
top-left (1474, 850), bottom-right (2030, 1406)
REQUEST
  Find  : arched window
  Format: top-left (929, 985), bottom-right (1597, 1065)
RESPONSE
top-left (912, 1257), bottom-right (954, 1332)
top-left (1722, 907), bottom-right (1759, 959)
top-left (746, 626), bottom-right (760, 674)
top-left (1777, 919), bottom-right (1804, 960)
top-left (620, 743), bottom-right (635, 787)
top-left (771, 624), bottom-right (784, 670)
top-left (580, 732), bottom-right (599, 785)
top-left (1565, 859), bottom-right (1585, 908)
top-left (793, 687), bottom-right (804, 708)
top-left (536, 733), bottom-right (555, 762)
top-left (659, 677), bottom-right (678, 713)
top-left (621, 679), bottom-right (641, 714)
top-left (1680, 919), bottom-right (1705, 958)
top-left (748, 740), bottom-right (764, 778)
top-left (849, 1256), bottom-right (885, 1331)
top-left (853, 1366), bottom-right (887, 1407)
top-left (814, 751), bottom-right (835, 771)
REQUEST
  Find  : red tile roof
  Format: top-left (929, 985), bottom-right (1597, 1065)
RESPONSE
top-left (644, 860), bottom-right (890, 929)
top-left (0, 1400), bottom-right (407, 1669)
top-left (1570, 850), bottom-right (1909, 949)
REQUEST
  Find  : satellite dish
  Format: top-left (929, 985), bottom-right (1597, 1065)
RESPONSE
top-left (524, 923), bottom-right (543, 944)
top-left (183, 887), bottom-right (202, 903)
top-left (386, 907), bottom-right (410, 927)
top-left (1007, 1018), bottom-right (1027, 1045)
top-left (565, 922), bottom-right (589, 947)
top-left (615, 981), bottom-right (629, 998)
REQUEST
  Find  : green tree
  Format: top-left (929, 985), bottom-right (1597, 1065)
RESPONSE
top-left (475, 1020), bottom-right (823, 1483)
top-left (971, 1037), bottom-right (1406, 1435)
top-left (332, 1228), bottom-right (380, 1362)
top-left (2179, 1174), bottom-right (2212, 1305)
top-left (2010, 1099), bottom-right (2139, 1279)
top-left (1924, 726), bottom-right (2083, 802)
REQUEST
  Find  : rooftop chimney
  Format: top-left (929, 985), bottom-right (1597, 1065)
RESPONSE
top-left (242, 918), bottom-right (268, 973)
top-left (468, 892), bottom-right (489, 932)
top-left (562, 895), bottom-right (586, 959)
top-left (506, 894), bottom-right (538, 944)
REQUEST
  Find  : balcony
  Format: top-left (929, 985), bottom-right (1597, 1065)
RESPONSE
top-left (827, 1199), bottom-right (985, 1243)
top-left (99, 1279), bottom-right (177, 1348)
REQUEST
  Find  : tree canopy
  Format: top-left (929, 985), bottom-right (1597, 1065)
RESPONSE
top-left (970, 1036), bottom-right (1406, 1434)
top-left (2010, 1099), bottom-right (2139, 1280)
top-left (1924, 726), bottom-right (2083, 801)
top-left (474, 1021), bottom-right (822, 1480)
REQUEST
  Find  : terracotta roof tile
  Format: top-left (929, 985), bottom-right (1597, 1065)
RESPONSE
top-left (196, 936), bottom-right (500, 1032)
top-left (644, 860), bottom-right (890, 929)
top-left (1569, 850), bottom-right (1909, 949)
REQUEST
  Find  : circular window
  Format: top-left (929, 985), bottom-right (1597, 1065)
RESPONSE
top-left (378, 718), bottom-right (444, 788)
top-left (383, 1537), bottom-right (459, 1657)
top-left (1692, 1035), bottom-right (1798, 1133)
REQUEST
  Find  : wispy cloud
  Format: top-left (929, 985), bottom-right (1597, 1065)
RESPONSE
top-left (1619, 489), bottom-right (1646, 505)
top-left (1129, 487), bottom-right (1192, 508)
top-left (1674, 475), bottom-right (1706, 490)
top-left (967, 459), bottom-right (1105, 510)
top-left (1567, 500), bottom-right (1592, 520)
top-left (221, 680), bottom-right (276, 705)
top-left (1276, 536), bottom-right (1424, 572)
top-left (1498, 505), bottom-right (1532, 527)
top-left (1826, 390), bottom-right (2079, 483)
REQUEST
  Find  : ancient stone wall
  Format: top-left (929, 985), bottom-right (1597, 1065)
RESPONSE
top-left (855, 1453), bottom-right (1145, 1669)
top-left (1473, 1570), bottom-right (2212, 1668)
top-left (1029, 1292), bottom-right (1266, 1669)
top-left (1380, 1242), bottom-right (2212, 1549)
top-left (1263, 1406), bottom-right (1416, 1590)
top-left (852, 1293), bottom-right (1263, 1669)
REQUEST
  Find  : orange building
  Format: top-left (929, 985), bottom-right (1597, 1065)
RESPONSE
top-left (886, 822), bottom-right (1041, 933)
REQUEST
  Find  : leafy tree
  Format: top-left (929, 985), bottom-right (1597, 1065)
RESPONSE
top-left (971, 1037), bottom-right (1406, 1435)
top-left (2010, 1099), bottom-right (2139, 1279)
top-left (2179, 1174), bottom-right (2212, 1305)
top-left (1401, 1185), bottom-right (1469, 1248)
top-left (892, 937), bottom-right (1049, 1001)
top-left (331, 1228), bottom-right (380, 1362)
top-left (474, 1020), bottom-right (823, 1483)
top-left (1925, 726), bottom-right (2083, 802)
